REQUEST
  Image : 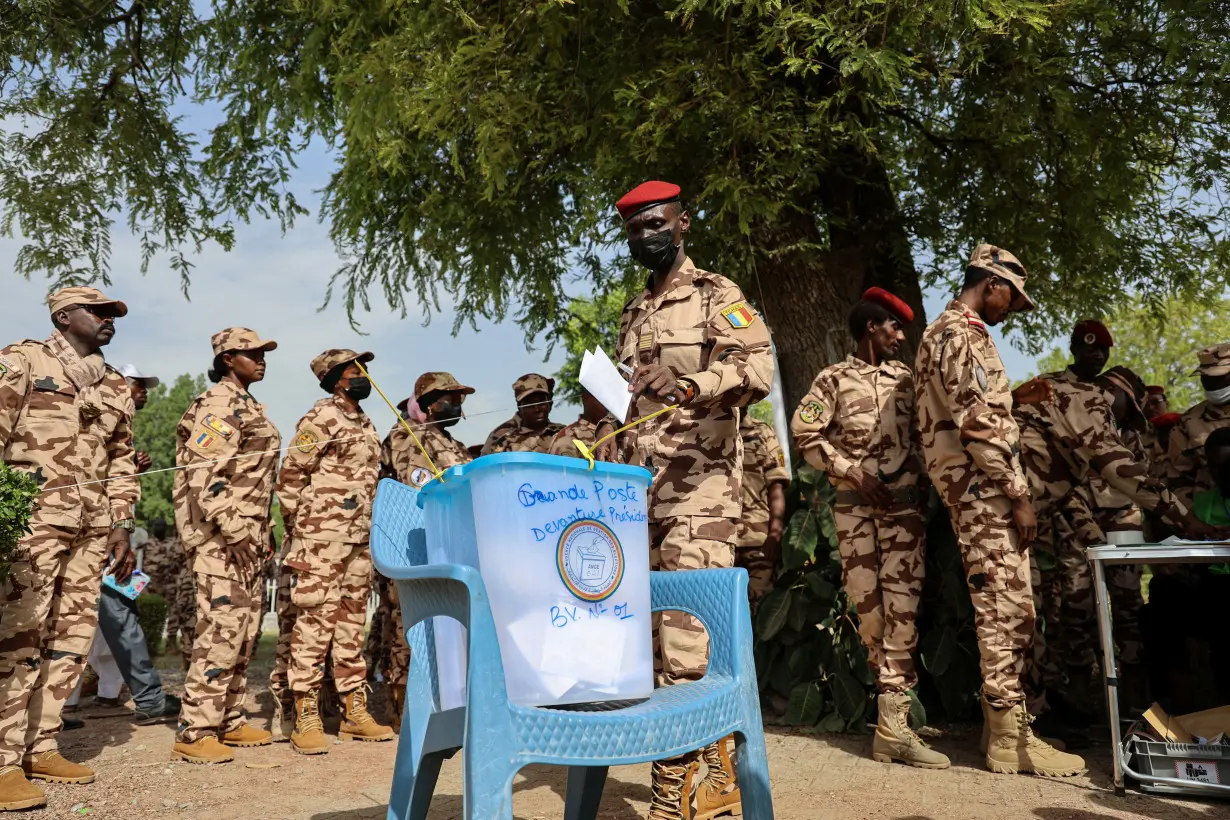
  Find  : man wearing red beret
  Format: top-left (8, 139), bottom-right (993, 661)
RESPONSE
top-left (791, 288), bottom-right (948, 770)
top-left (608, 181), bottom-right (774, 820)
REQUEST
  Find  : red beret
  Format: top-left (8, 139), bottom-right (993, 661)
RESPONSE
top-left (616, 181), bottom-right (681, 220)
top-left (1151, 412), bottom-right (1181, 429)
top-left (1146, 385), bottom-right (1166, 397)
top-left (1072, 319), bottom-right (1113, 348)
top-left (861, 287), bottom-right (914, 323)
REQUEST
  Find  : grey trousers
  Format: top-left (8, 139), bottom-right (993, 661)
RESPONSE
top-left (96, 586), bottom-right (165, 710)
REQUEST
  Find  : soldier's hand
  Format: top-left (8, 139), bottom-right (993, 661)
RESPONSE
top-left (630, 365), bottom-right (682, 403)
top-left (224, 539), bottom-right (255, 573)
top-left (1181, 515), bottom-right (1230, 541)
top-left (135, 451), bottom-right (153, 474)
top-left (593, 423), bottom-right (620, 463)
top-left (106, 529), bottom-right (136, 583)
top-left (761, 538), bottom-right (782, 569)
top-left (1012, 378), bottom-right (1053, 407)
top-left (1011, 496), bottom-right (1038, 548)
top-left (851, 469), bottom-right (893, 509)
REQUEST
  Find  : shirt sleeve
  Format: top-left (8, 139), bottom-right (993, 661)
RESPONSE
top-left (180, 399), bottom-right (246, 542)
top-left (104, 389), bottom-right (141, 523)
top-left (759, 424), bottom-right (790, 484)
top-left (1165, 416), bottom-right (1198, 511)
top-left (684, 284), bottom-right (774, 408)
top-left (276, 408), bottom-right (329, 529)
top-left (0, 347), bottom-right (31, 449)
top-left (938, 328), bottom-right (1029, 499)
top-left (791, 372), bottom-right (857, 479)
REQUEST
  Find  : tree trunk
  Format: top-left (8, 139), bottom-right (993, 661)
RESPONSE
top-left (752, 148), bottom-right (923, 415)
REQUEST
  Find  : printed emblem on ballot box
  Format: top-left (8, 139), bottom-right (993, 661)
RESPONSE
top-left (557, 519), bottom-right (625, 603)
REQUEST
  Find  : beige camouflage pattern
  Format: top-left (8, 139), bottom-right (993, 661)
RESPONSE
top-left (210, 326), bottom-right (277, 356)
top-left (309, 348), bottom-right (372, 381)
top-left (915, 303), bottom-right (1031, 708)
top-left (617, 257), bottom-right (774, 519)
top-left (510, 373), bottom-right (554, 401)
top-left (176, 536), bottom-right (264, 743)
top-left (650, 516), bottom-right (737, 686)
top-left (277, 395), bottom-right (381, 542)
top-left (381, 421), bottom-right (471, 488)
top-left (1166, 401), bottom-right (1230, 511)
top-left (0, 332), bottom-right (139, 768)
top-left (547, 417), bottom-right (602, 458)
top-left (480, 415), bottom-right (565, 456)
top-left (171, 562), bottom-right (198, 656)
top-left (142, 535), bottom-right (185, 600)
top-left (793, 356), bottom-right (927, 693)
top-left (46, 286), bottom-right (128, 317)
top-left (269, 569), bottom-right (294, 698)
top-left (735, 415), bottom-right (789, 603)
top-left (1090, 428), bottom-right (1145, 666)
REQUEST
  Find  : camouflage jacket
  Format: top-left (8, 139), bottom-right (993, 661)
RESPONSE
top-left (792, 355), bottom-right (923, 497)
top-left (1090, 426), bottom-right (1148, 531)
top-left (1166, 401), bottom-right (1230, 511)
top-left (1014, 369), bottom-right (1187, 523)
top-left (277, 394), bottom-right (380, 543)
top-left (915, 301), bottom-right (1028, 508)
top-left (173, 381), bottom-right (281, 569)
top-left (480, 414), bottom-right (565, 455)
top-left (141, 535), bottom-right (185, 581)
top-left (616, 257), bottom-right (774, 518)
top-left (548, 416), bottom-right (602, 458)
top-left (0, 332), bottom-right (139, 528)
top-left (739, 415), bottom-right (790, 547)
top-left (380, 421), bottom-right (470, 488)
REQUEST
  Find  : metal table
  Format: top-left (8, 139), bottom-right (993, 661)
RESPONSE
top-left (1088, 542), bottom-right (1230, 796)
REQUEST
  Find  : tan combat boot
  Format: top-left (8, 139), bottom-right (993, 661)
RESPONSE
top-left (871, 693), bottom-right (950, 769)
top-left (979, 698), bottom-right (1065, 754)
top-left (648, 758), bottom-right (693, 820)
top-left (23, 751), bottom-right (95, 784)
top-left (291, 689), bottom-right (330, 755)
top-left (688, 738), bottom-right (742, 819)
top-left (985, 702), bottom-right (1086, 777)
top-left (339, 687), bottom-right (394, 742)
top-left (0, 765), bottom-right (46, 811)
top-left (172, 736), bottom-right (235, 765)
top-left (222, 723), bottom-right (273, 747)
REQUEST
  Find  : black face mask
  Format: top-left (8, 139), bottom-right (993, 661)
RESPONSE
top-left (344, 377), bottom-right (372, 402)
top-left (628, 229), bottom-right (679, 272)
top-left (434, 399), bottom-right (463, 428)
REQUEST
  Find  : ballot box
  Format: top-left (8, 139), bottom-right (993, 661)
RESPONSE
top-left (418, 453), bottom-right (654, 708)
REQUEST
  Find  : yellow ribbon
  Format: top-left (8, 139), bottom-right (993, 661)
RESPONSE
top-left (573, 405), bottom-right (678, 470)
top-left (356, 361), bottom-right (444, 483)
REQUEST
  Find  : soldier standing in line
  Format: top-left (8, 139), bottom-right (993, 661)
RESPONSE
top-left (736, 412), bottom-right (788, 607)
top-left (603, 181), bottom-right (773, 820)
top-left (172, 557), bottom-right (198, 672)
top-left (1167, 343), bottom-right (1230, 510)
top-left (170, 327), bottom-right (281, 764)
top-left (276, 349), bottom-right (393, 755)
top-left (792, 287), bottom-right (945, 769)
top-left (0, 287), bottom-right (139, 809)
top-left (914, 245), bottom-right (1087, 777)
top-left (376, 372), bottom-right (475, 729)
top-left (481, 373), bottom-right (565, 455)
top-left (144, 519), bottom-right (185, 627)
top-left (548, 387), bottom-right (610, 458)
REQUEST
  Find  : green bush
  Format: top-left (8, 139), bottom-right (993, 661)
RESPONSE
top-left (754, 465), bottom-right (982, 731)
top-left (0, 462), bottom-right (39, 584)
top-left (137, 592), bottom-right (168, 656)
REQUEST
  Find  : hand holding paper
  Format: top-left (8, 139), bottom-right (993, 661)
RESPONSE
top-left (579, 346), bottom-right (633, 423)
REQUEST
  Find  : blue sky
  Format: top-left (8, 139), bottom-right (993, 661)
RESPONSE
top-left (0, 116), bottom-right (1046, 444)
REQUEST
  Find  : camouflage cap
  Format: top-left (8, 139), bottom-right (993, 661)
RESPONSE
top-left (414, 371), bottom-right (475, 398)
top-left (968, 244), bottom-right (1035, 312)
top-left (47, 286), bottom-right (128, 318)
top-left (310, 348), bottom-right (374, 380)
top-left (512, 373), bottom-right (555, 401)
top-left (1194, 343), bottom-right (1230, 378)
top-left (211, 327), bottom-right (278, 357)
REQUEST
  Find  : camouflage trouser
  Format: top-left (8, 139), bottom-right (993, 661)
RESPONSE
top-left (177, 538), bottom-right (264, 742)
top-left (734, 546), bottom-right (776, 607)
top-left (946, 497), bottom-right (1034, 709)
top-left (172, 563), bottom-right (199, 656)
top-left (0, 521), bottom-right (109, 767)
top-left (832, 505), bottom-right (926, 694)
top-left (286, 540), bottom-right (373, 695)
top-left (650, 516), bottom-right (736, 687)
top-left (384, 581), bottom-right (410, 688)
top-left (363, 575), bottom-right (390, 677)
top-left (1099, 509), bottom-right (1145, 667)
top-left (270, 569), bottom-right (293, 698)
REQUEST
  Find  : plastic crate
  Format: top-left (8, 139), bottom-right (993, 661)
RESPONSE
top-left (1126, 735), bottom-right (1230, 797)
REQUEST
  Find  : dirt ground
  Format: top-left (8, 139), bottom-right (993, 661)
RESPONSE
top-left (27, 634), bottom-right (1230, 820)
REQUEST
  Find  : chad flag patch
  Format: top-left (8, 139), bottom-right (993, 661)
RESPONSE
top-left (202, 414), bottom-right (236, 439)
top-left (721, 302), bottom-right (756, 329)
top-left (195, 430), bottom-right (218, 450)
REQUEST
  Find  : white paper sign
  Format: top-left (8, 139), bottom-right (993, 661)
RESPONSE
top-left (579, 345), bottom-right (633, 423)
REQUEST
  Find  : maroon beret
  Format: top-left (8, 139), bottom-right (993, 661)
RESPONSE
top-left (1072, 319), bottom-right (1113, 348)
top-left (1151, 412), bottom-right (1181, 429)
top-left (861, 287), bottom-right (914, 324)
top-left (1146, 385), bottom-right (1166, 397)
top-left (616, 181), bottom-right (682, 220)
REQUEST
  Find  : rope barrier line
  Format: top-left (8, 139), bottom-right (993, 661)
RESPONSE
top-left (572, 404), bottom-right (678, 469)
top-left (355, 360), bottom-right (443, 482)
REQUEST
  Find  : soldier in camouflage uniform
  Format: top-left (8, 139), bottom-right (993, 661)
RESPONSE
top-left (1167, 343), bottom-right (1230, 510)
top-left (735, 412), bottom-right (788, 606)
top-left (144, 519), bottom-right (186, 644)
top-left (915, 245), bottom-right (1087, 777)
top-left (793, 287), bottom-right (946, 769)
top-left (171, 561), bottom-right (198, 667)
top-left (0, 287), bottom-right (139, 809)
top-left (548, 388), bottom-right (610, 458)
top-left (610, 181), bottom-right (773, 820)
top-left (171, 327), bottom-right (281, 764)
top-left (481, 373), bottom-right (564, 455)
top-left (277, 349), bottom-right (393, 755)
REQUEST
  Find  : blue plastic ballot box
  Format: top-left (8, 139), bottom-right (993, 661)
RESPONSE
top-left (416, 453), bottom-right (655, 709)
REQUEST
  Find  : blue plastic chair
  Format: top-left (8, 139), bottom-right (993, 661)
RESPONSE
top-left (370, 478), bottom-right (774, 820)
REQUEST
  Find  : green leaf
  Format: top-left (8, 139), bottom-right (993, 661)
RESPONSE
top-left (815, 711), bottom-right (847, 734)
top-left (832, 668), bottom-right (867, 720)
top-left (805, 574), bottom-right (837, 607)
top-left (783, 681), bottom-right (825, 727)
top-left (756, 590), bottom-right (791, 641)
top-left (908, 690), bottom-right (927, 730)
top-left (922, 627), bottom-right (956, 678)
top-left (1035, 549), bottom-right (1059, 573)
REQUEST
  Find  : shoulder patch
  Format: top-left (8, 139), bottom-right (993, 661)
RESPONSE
top-left (798, 400), bottom-right (824, 425)
top-left (293, 428), bottom-right (321, 455)
top-left (201, 413), bottom-right (236, 439)
top-left (0, 355), bottom-right (16, 377)
top-left (720, 302), bottom-right (757, 329)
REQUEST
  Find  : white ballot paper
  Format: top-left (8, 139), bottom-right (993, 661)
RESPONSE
top-left (579, 345), bottom-right (633, 423)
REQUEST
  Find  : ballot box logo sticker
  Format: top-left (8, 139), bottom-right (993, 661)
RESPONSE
top-left (1176, 760), bottom-right (1221, 784)
top-left (557, 519), bottom-right (624, 603)
top-left (410, 467), bottom-right (433, 487)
